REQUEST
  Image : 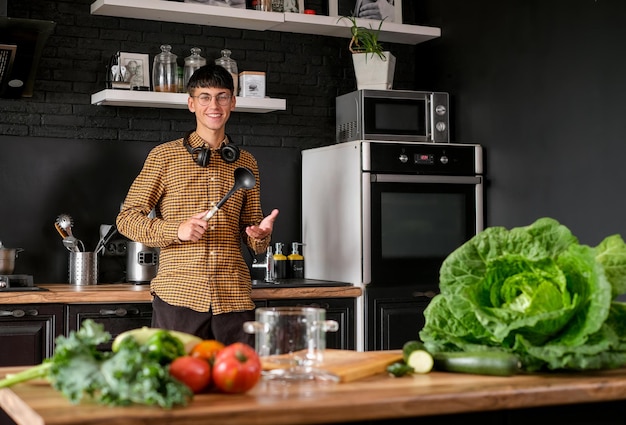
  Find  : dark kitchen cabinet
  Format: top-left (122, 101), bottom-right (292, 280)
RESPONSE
top-left (0, 303), bottom-right (64, 367)
top-left (266, 298), bottom-right (356, 350)
top-left (365, 286), bottom-right (437, 351)
top-left (65, 302), bottom-right (153, 351)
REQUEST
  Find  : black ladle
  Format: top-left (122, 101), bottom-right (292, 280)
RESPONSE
top-left (203, 167), bottom-right (256, 221)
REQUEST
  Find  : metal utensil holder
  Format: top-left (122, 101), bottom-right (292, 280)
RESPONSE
top-left (69, 252), bottom-right (98, 285)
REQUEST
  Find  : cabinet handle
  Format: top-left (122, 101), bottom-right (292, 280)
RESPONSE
top-left (412, 290), bottom-right (437, 299)
top-left (292, 302), bottom-right (330, 309)
top-left (0, 309), bottom-right (39, 317)
top-left (98, 308), bottom-right (138, 317)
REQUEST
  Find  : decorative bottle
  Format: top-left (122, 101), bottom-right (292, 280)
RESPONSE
top-left (215, 49), bottom-right (239, 96)
top-left (183, 47), bottom-right (207, 90)
top-left (152, 44), bottom-right (178, 92)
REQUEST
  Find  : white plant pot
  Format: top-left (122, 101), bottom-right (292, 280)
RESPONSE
top-left (352, 51), bottom-right (396, 90)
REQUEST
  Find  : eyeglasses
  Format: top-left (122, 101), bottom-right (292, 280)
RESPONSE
top-left (192, 93), bottom-right (232, 106)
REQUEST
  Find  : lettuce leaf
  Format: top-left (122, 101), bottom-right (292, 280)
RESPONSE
top-left (419, 217), bottom-right (626, 371)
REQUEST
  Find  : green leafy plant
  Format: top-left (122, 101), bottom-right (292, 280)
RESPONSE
top-left (0, 320), bottom-right (192, 408)
top-left (419, 217), bottom-right (626, 372)
top-left (338, 15), bottom-right (387, 61)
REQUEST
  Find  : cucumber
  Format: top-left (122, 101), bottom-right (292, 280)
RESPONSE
top-left (112, 327), bottom-right (202, 354)
top-left (386, 361), bottom-right (414, 377)
top-left (433, 351), bottom-right (520, 376)
top-left (402, 340), bottom-right (428, 363)
top-left (402, 340), bottom-right (434, 374)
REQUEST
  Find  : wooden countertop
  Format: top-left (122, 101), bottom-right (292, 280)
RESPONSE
top-left (3, 363), bottom-right (626, 424)
top-left (0, 283), bottom-right (362, 304)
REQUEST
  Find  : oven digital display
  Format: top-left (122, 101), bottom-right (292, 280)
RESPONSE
top-left (414, 154), bottom-right (434, 165)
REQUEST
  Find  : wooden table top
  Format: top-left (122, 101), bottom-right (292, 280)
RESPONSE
top-left (3, 363), bottom-right (626, 425)
top-left (0, 283), bottom-right (362, 304)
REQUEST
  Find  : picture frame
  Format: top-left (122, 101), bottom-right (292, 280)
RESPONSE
top-left (331, 0), bottom-right (402, 24)
top-left (119, 52), bottom-right (150, 90)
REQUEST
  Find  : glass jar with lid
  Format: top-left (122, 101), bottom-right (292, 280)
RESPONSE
top-left (152, 44), bottom-right (178, 93)
top-left (215, 49), bottom-right (239, 96)
top-left (183, 47), bottom-right (207, 90)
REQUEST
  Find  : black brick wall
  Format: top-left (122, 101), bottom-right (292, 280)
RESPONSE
top-left (0, 0), bottom-right (419, 283)
top-left (1, 0), bottom-right (417, 148)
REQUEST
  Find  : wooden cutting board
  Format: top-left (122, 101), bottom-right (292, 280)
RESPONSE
top-left (262, 349), bottom-right (403, 382)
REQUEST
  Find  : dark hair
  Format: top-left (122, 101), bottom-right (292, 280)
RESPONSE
top-left (186, 64), bottom-right (234, 94)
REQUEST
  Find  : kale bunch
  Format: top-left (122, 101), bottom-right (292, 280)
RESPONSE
top-left (0, 320), bottom-right (192, 408)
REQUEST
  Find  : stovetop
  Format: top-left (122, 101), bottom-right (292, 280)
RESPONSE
top-left (0, 274), bottom-right (48, 291)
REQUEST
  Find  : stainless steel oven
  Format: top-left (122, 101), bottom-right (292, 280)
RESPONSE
top-left (302, 140), bottom-right (483, 350)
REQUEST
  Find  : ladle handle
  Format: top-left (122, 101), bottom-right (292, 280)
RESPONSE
top-left (202, 206), bottom-right (219, 222)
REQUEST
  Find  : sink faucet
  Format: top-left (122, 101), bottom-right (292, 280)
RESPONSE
top-left (252, 246), bottom-right (275, 283)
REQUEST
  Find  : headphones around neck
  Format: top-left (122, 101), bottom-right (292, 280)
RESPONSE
top-left (183, 131), bottom-right (240, 167)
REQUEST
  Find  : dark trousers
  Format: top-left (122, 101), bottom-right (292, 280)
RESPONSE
top-left (151, 295), bottom-right (255, 346)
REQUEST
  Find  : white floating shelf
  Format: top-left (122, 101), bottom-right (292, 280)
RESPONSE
top-left (91, 0), bottom-right (441, 45)
top-left (91, 0), bottom-right (283, 31)
top-left (281, 13), bottom-right (441, 45)
top-left (91, 90), bottom-right (286, 113)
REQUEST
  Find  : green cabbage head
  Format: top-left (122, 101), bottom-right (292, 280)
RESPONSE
top-left (419, 217), bottom-right (626, 371)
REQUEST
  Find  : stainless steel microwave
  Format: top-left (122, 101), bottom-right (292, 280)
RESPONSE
top-left (336, 89), bottom-right (449, 143)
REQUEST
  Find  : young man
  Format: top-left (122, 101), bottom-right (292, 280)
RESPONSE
top-left (116, 64), bottom-right (279, 345)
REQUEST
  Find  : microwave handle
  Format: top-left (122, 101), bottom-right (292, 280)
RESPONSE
top-left (370, 174), bottom-right (482, 185)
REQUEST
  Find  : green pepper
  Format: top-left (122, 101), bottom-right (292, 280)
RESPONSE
top-left (144, 330), bottom-right (186, 364)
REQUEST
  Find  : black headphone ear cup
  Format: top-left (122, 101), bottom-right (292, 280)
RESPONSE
top-left (195, 147), bottom-right (210, 167)
top-left (220, 144), bottom-right (240, 163)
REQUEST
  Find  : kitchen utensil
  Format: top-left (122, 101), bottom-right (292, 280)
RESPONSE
top-left (202, 167), bottom-right (255, 221)
top-left (56, 214), bottom-right (75, 237)
top-left (244, 307), bottom-right (339, 381)
top-left (54, 222), bottom-right (68, 239)
top-left (62, 236), bottom-right (84, 253)
top-left (95, 225), bottom-right (118, 255)
top-left (0, 241), bottom-right (24, 274)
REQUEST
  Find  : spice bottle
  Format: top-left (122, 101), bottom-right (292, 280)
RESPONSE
top-left (273, 242), bottom-right (288, 280)
top-left (288, 242), bottom-right (305, 279)
top-left (183, 47), bottom-right (207, 90)
top-left (152, 44), bottom-right (178, 92)
top-left (215, 49), bottom-right (239, 96)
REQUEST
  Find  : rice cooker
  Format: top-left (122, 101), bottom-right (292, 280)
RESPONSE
top-left (126, 241), bottom-right (159, 284)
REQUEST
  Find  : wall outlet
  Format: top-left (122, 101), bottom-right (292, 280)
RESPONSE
top-left (104, 239), bottom-right (127, 257)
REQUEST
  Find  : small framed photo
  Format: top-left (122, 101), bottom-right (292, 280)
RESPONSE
top-left (119, 52), bottom-right (150, 90)
top-left (331, 0), bottom-right (402, 24)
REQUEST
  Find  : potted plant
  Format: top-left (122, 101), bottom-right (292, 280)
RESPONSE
top-left (339, 15), bottom-right (396, 90)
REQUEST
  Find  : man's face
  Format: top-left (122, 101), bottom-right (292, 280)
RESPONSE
top-left (187, 87), bottom-right (236, 134)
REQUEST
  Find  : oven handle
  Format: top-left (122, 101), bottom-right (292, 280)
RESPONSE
top-left (371, 174), bottom-right (482, 184)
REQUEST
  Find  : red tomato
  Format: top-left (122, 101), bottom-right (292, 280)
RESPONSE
top-left (169, 355), bottom-right (212, 393)
top-left (212, 342), bottom-right (262, 394)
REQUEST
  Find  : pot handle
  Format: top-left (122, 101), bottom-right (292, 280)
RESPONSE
top-left (15, 248), bottom-right (24, 258)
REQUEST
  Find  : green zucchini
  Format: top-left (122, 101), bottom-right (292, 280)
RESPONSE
top-left (402, 340), bottom-right (434, 374)
top-left (402, 340), bottom-right (428, 362)
top-left (386, 361), bottom-right (414, 377)
top-left (433, 351), bottom-right (521, 376)
top-left (111, 327), bottom-right (202, 354)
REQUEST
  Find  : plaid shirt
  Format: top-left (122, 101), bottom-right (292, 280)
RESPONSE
top-left (116, 132), bottom-right (270, 314)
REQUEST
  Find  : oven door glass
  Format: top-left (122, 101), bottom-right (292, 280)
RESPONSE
top-left (369, 181), bottom-right (481, 286)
